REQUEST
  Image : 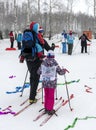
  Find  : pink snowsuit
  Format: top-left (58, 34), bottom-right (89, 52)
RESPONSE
top-left (38, 56), bottom-right (65, 111)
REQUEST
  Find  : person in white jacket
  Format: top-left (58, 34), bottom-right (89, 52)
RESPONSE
top-left (61, 30), bottom-right (67, 53)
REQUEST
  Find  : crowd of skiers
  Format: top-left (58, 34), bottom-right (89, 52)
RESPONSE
top-left (61, 30), bottom-right (91, 55)
top-left (8, 29), bottom-right (91, 55)
top-left (8, 22), bottom-right (91, 116)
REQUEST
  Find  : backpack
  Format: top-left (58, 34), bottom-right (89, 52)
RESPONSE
top-left (22, 29), bottom-right (37, 58)
top-left (81, 35), bottom-right (86, 41)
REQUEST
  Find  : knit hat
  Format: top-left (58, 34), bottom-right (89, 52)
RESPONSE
top-left (69, 30), bottom-right (72, 35)
top-left (39, 26), bottom-right (44, 33)
top-left (47, 50), bottom-right (55, 58)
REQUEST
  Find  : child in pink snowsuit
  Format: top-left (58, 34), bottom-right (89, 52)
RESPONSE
top-left (38, 50), bottom-right (69, 115)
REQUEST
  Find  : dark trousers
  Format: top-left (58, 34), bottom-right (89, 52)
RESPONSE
top-left (17, 42), bottom-right (21, 49)
top-left (26, 59), bottom-right (42, 100)
top-left (68, 44), bottom-right (73, 55)
top-left (10, 41), bottom-right (14, 48)
top-left (81, 45), bottom-right (87, 53)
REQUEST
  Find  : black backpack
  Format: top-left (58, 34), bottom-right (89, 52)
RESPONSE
top-left (81, 35), bottom-right (86, 41)
top-left (22, 29), bottom-right (37, 58)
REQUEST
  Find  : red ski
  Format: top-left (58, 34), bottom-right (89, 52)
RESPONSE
top-left (20, 99), bottom-right (29, 106)
top-left (14, 98), bottom-right (41, 116)
top-left (2, 106), bottom-right (12, 111)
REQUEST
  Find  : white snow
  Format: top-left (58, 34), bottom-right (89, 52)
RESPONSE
top-left (0, 36), bottom-right (96, 130)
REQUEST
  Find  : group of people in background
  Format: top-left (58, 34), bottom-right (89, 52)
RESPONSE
top-left (61, 30), bottom-right (75, 55)
top-left (8, 29), bottom-right (91, 55)
top-left (9, 30), bottom-right (23, 49)
top-left (61, 30), bottom-right (91, 55)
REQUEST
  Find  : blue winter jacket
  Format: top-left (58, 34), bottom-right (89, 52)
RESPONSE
top-left (67, 34), bottom-right (75, 44)
top-left (17, 33), bottom-right (22, 42)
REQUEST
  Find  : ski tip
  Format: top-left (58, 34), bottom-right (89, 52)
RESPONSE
top-left (77, 79), bottom-right (80, 82)
top-left (70, 94), bottom-right (74, 98)
top-left (59, 97), bottom-right (62, 100)
top-left (14, 113), bottom-right (18, 116)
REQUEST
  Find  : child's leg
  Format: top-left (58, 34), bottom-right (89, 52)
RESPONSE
top-left (44, 87), bottom-right (55, 111)
top-left (44, 88), bottom-right (48, 109)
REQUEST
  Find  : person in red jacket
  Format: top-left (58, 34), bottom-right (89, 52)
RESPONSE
top-left (38, 26), bottom-right (55, 52)
top-left (38, 26), bottom-right (45, 45)
top-left (9, 31), bottom-right (14, 48)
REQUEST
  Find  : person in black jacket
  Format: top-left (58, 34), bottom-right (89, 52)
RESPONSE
top-left (19, 22), bottom-right (55, 104)
top-left (79, 33), bottom-right (91, 53)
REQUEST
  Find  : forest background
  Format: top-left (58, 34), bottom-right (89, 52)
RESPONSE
top-left (0, 0), bottom-right (95, 39)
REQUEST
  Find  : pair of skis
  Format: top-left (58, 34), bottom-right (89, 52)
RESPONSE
top-left (14, 97), bottom-right (41, 116)
top-left (33, 96), bottom-right (63, 121)
top-left (14, 87), bottom-right (42, 116)
top-left (14, 93), bottom-right (74, 127)
top-left (33, 94), bottom-right (74, 127)
top-left (14, 96), bottom-right (62, 116)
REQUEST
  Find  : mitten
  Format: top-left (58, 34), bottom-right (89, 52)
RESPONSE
top-left (63, 68), bottom-right (69, 74)
top-left (19, 56), bottom-right (25, 63)
top-left (51, 43), bottom-right (55, 50)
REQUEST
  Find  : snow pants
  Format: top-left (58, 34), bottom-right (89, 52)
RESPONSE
top-left (68, 44), bottom-right (73, 55)
top-left (10, 41), bottom-right (14, 48)
top-left (62, 42), bottom-right (66, 53)
top-left (81, 45), bottom-right (87, 53)
top-left (26, 59), bottom-right (42, 100)
top-left (17, 42), bottom-right (21, 50)
top-left (44, 87), bottom-right (55, 110)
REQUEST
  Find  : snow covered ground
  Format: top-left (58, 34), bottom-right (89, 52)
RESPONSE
top-left (0, 36), bottom-right (96, 130)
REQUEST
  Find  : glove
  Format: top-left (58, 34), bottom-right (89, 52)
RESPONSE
top-left (63, 68), bottom-right (69, 74)
top-left (51, 43), bottom-right (55, 50)
top-left (19, 56), bottom-right (25, 63)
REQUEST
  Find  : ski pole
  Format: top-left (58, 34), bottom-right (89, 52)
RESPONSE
top-left (87, 42), bottom-right (91, 55)
top-left (73, 40), bottom-right (80, 54)
top-left (64, 74), bottom-right (73, 111)
top-left (55, 88), bottom-right (58, 100)
top-left (20, 69), bottom-right (29, 97)
top-left (41, 87), bottom-right (44, 104)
